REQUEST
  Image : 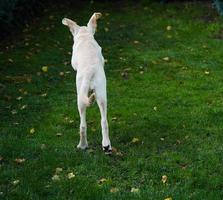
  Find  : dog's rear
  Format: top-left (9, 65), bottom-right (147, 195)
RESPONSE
top-left (62, 13), bottom-right (112, 154)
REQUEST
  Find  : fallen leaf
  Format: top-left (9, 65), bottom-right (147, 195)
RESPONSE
top-left (15, 158), bottom-right (26, 164)
top-left (52, 174), bottom-right (60, 181)
top-left (132, 137), bottom-right (140, 143)
top-left (104, 27), bottom-right (109, 32)
top-left (111, 117), bottom-right (117, 121)
top-left (56, 133), bottom-right (63, 137)
top-left (41, 66), bottom-right (48, 72)
top-left (55, 167), bottom-right (63, 174)
top-left (16, 96), bottom-right (22, 101)
top-left (204, 71), bottom-right (210, 75)
top-left (112, 147), bottom-right (118, 153)
top-left (162, 57), bottom-right (170, 61)
top-left (59, 72), bottom-right (64, 76)
top-left (40, 93), bottom-right (47, 97)
top-left (67, 172), bottom-right (75, 179)
top-left (133, 40), bottom-right (139, 44)
top-left (153, 106), bottom-right (157, 111)
top-left (11, 110), bottom-right (17, 115)
top-left (166, 26), bottom-right (172, 31)
top-left (8, 58), bottom-right (14, 63)
top-left (164, 198), bottom-right (172, 200)
top-left (162, 175), bottom-right (168, 184)
top-left (12, 180), bottom-right (20, 185)
top-left (20, 105), bottom-right (27, 110)
top-left (30, 128), bottom-right (35, 134)
top-left (131, 187), bottom-right (139, 193)
top-left (110, 187), bottom-right (119, 193)
top-left (98, 178), bottom-right (107, 184)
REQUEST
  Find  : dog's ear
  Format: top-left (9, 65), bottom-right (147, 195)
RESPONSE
top-left (62, 18), bottom-right (79, 35)
top-left (87, 13), bottom-right (102, 35)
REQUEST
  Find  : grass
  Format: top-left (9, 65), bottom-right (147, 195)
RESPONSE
top-left (1, 1), bottom-right (223, 199)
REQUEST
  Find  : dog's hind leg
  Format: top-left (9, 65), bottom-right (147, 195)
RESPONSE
top-left (96, 88), bottom-right (112, 154)
top-left (77, 96), bottom-right (88, 149)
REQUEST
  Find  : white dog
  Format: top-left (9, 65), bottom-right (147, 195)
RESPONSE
top-left (62, 13), bottom-right (112, 154)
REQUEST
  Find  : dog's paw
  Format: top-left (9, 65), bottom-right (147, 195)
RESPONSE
top-left (102, 145), bottom-right (112, 155)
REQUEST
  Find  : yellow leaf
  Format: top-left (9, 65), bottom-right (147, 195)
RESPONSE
top-left (164, 198), bottom-right (172, 200)
top-left (132, 137), bottom-right (140, 143)
top-left (131, 187), bottom-right (139, 193)
top-left (162, 57), bottom-right (170, 61)
top-left (204, 71), bottom-right (210, 75)
top-left (67, 172), bottom-right (75, 179)
top-left (162, 175), bottom-right (168, 184)
top-left (30, 128), bottom-right (35, 134)
top-left (166, 26), bottom-right (172, 31)
top-left (41, 66), bottom-right (48, 72)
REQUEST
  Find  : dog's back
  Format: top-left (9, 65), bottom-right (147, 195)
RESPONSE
top-left (73, 27), bottom-right (104, 74)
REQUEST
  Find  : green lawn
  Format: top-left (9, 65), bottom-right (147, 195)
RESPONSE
top-left (1, 1), bottom-right (223, 199)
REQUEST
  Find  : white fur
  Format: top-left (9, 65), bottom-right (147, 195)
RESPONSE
top-left (62, 13), bottom-right (112, 152)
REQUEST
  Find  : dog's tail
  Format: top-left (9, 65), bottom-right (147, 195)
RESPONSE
top-left (79, 75), bottom-right (95, 107)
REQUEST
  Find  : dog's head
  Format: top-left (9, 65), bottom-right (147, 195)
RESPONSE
top-left (62, 13), bottom-right (102, 37)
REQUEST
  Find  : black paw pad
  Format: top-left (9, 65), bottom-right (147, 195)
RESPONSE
top-left (103, 145), bottom-right (112, 155)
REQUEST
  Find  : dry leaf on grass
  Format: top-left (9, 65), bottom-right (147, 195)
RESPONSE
top-left (55, 168), bottom-right (63, 174)
top-left (98, 178), bottom-right (107, 185)
top-left (132, 137), bottom-right (140, 143)
top-left (162, 175), bottom-right (168, 184)
top-left (110, 187), bottom-right (119, 193)
top-left (166, 26), bottom-right (172, 31)
top-left (41, 66), bottom-right (48, 72)
top-left (162, 57), bottom-right (170, 61)
top-left (131, 187), bottom-right (139, 193)
top-left (12, 180), bottom-right (20, 185)
top-left (29, 128), bottom-right (35, 134)
top-left (164, 198), bottom-right (172, 200)
top-left (14, 158), bottom-right (26, 164)
top-left (67, 172), bottom-right (75, 179)
top-left (52, 174), bottom-right (60, 181)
